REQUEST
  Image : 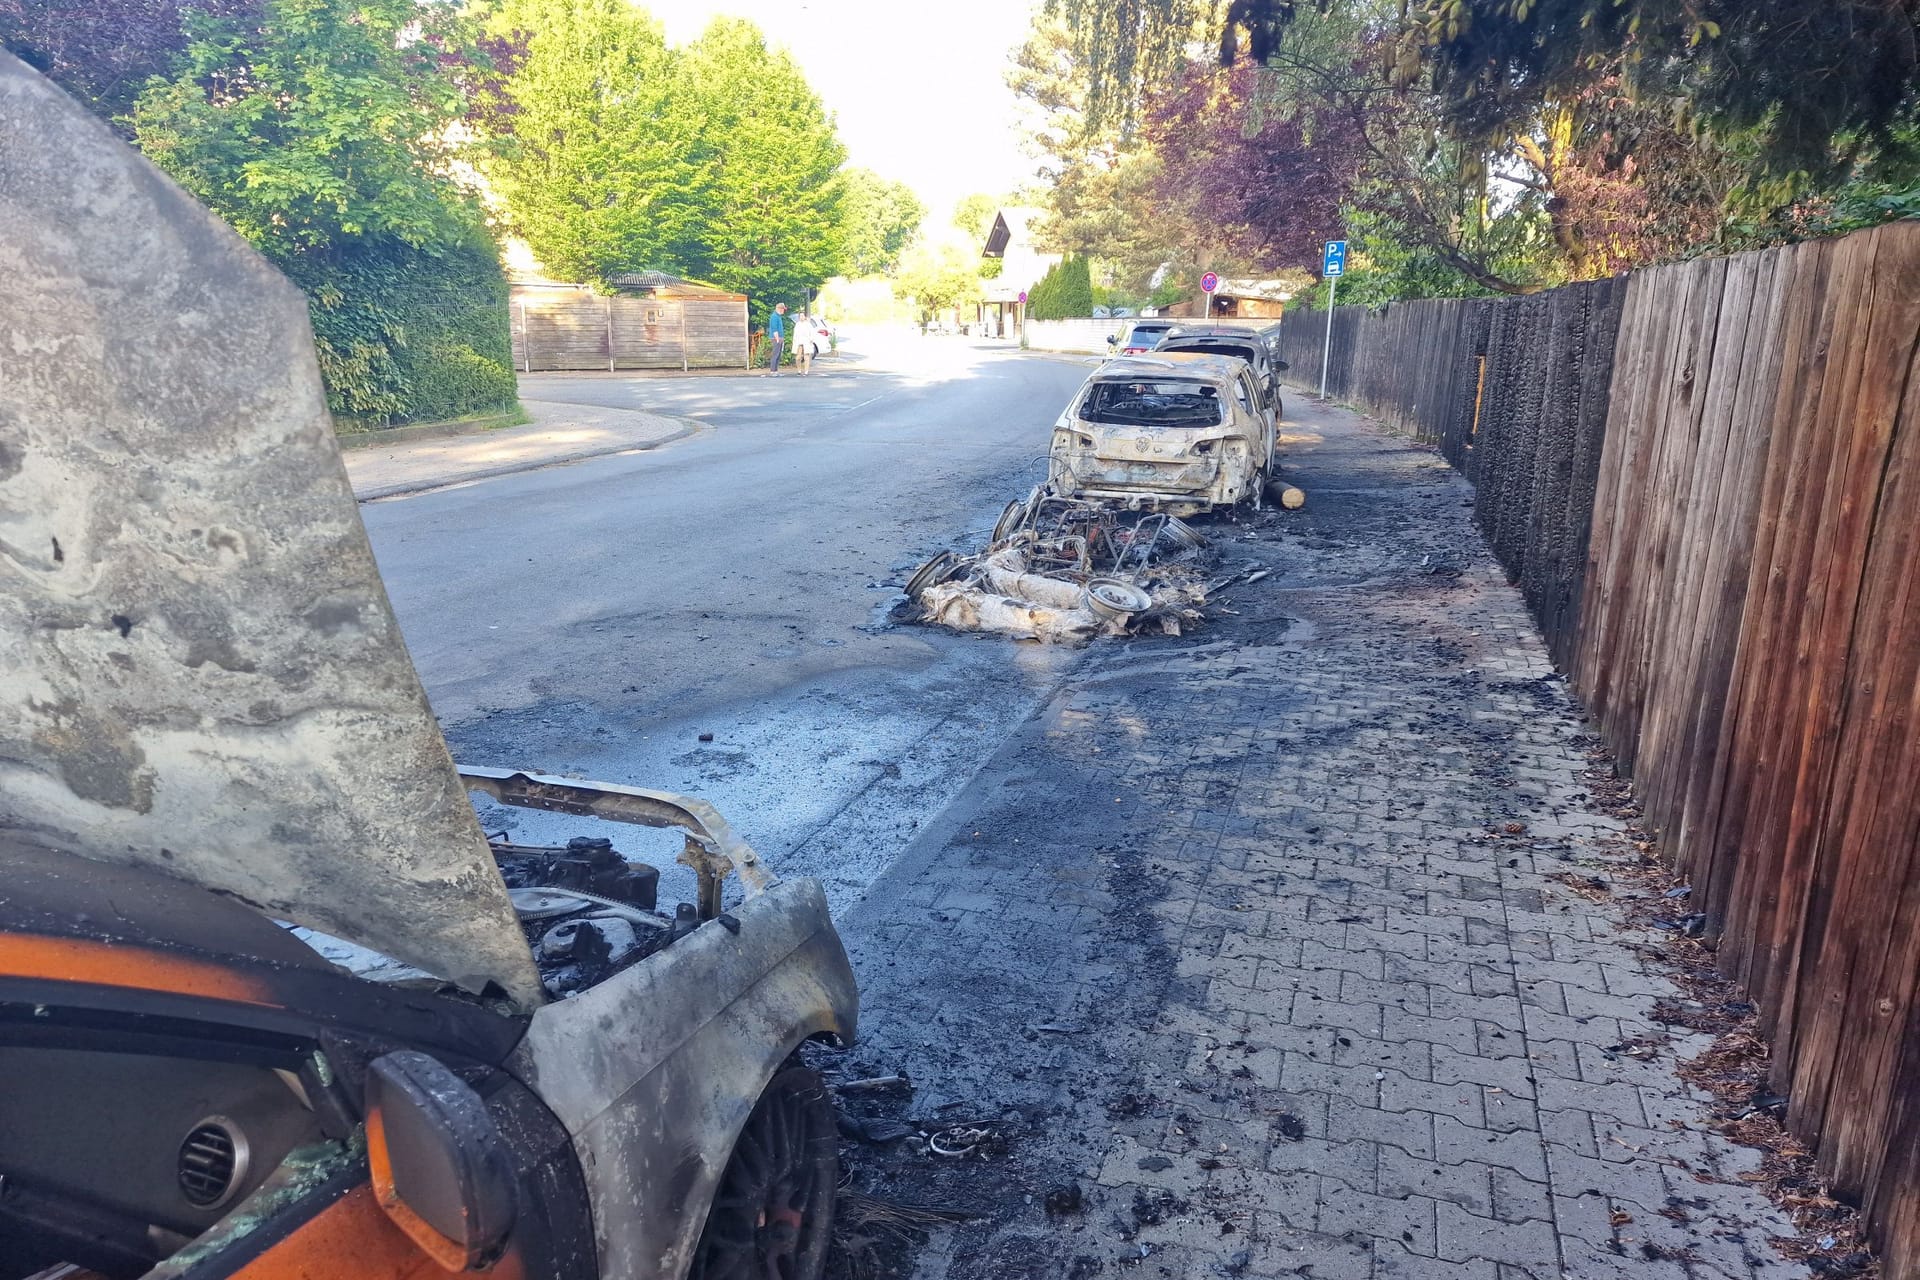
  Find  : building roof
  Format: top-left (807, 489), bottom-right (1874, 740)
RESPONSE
top-left (983, 206), bottom-right (1048, 258)
top-left (1214, 277), bottom-right (1295, 303)
top-left (604, 271), bottom-right (749, 301)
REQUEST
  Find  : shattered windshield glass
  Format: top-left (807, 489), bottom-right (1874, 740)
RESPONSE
top-left (1079, 380), bottom-right (1226, 428)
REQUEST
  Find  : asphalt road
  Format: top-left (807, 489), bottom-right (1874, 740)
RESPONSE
top-left (362, 338), bottom-right (1093, 909)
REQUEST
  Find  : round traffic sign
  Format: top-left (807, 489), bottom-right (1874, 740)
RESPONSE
top-left (1200, 272), bottom-right (1220, 293)
top-left (1018, 290), bottom-right (1028, 303)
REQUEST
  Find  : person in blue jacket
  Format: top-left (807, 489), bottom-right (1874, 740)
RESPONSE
top-left (767, 302), bottom-right (787, 375)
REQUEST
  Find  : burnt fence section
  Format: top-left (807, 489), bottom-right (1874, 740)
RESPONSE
top-left (1276, 222), bottom-right (1920, 1278)
top-left (1274, 283), bottom-right (1622, 668)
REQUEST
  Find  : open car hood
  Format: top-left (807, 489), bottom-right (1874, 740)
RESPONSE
top-left (0, 53), bottom-right (544, 1008)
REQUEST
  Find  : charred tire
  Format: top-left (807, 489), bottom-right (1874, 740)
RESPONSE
top-left (991, 498), bottom-right (1025, 543)
top-left (688, 1067), bottom-right (838, 1280)
top-left (1161, 516), bottom-right (1207, 551)
top-left (905, 551), bottom-right (957, 599)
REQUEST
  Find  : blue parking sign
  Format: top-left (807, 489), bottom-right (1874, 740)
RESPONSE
top-left (1323, 240), bottom-right (1348, 277)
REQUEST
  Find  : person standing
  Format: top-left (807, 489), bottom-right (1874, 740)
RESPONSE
top-left (767, 302), bottom-right (787, 375)
top-left (794, 309), bottom-right (815, 375)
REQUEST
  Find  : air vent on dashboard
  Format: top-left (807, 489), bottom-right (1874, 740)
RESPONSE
top-left (178, 1118), bottom-right (248, 1208)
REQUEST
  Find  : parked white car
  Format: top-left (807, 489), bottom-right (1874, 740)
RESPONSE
top-left (794, 318), bottom-right (833, 358)
top-left (1048, 353), bottom-right (1275, 514)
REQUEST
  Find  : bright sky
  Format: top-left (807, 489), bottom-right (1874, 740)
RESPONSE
top-left (655, 0), bottom-right (1041, 221)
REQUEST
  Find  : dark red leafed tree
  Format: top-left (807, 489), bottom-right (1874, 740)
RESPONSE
top-left (1143, 60), bottom-right (1365, 274)
top-left (0, 0), bottom-right (261, 129)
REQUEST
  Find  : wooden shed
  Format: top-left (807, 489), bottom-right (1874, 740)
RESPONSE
top-left (509, 271), bottom-right (749, 372)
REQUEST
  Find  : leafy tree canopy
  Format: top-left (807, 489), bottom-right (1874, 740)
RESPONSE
top-left (840, 167), bottom-right (925, 276)
top-left (1399, 0), bottom-right (1920, 186)
top-left (1049, 0), bottom-right (1920, 186)
top-left (952, 192), bottom-right (1003, 239)
top-left (0, 0), bottom-right (259, 128)
top-left (1027, 0), bottom-right (1918, 303)
top-left (132, 0), bottom-right (491, 252)
top-left (1008, 17), bottom-right (1185, 289)
top-left (113, 0), bottom-right (517, 424)
top-left (672, 17), bottom-right (847, 319)
top-left (480, 12), bottom-right (849, 317)
top-left (480, 0), bottom-right (709, 285)
top-left (895, 234), bottom-right (985, 315)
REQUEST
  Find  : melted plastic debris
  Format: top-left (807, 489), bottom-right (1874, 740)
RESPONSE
top-left (906, 492), bottom-right (1215, 644)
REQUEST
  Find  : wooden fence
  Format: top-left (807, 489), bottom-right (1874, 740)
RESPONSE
top-left (1277, 222), bottom-right (1920, 1276)
top-left (509, 291), bottom-right (748, 371)
top-left (1272, 282), bottom-right (1623, 668)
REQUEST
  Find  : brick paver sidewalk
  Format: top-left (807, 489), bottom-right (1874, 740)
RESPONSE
top-left (836, 399), bottom-right (1809, 1279)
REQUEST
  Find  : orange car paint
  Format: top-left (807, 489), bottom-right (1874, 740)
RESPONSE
top-left (228, 1184), bottom-right (444, 1280)
top-left (0, 934), bottom-right (277, 1007)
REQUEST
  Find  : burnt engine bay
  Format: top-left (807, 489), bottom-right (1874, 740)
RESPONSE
top-left (493, 835), bottom-right (706, 998)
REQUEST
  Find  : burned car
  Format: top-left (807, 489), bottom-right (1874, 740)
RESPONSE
top-left (1158, 325), bottom-right (1288, 414)
top-left (1048, 353), bottom-right (1275, 514)
top-left (0, 52), bottom-right (854, 1280)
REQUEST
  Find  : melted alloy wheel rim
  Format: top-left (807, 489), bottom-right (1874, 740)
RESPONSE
top-left (690, 1068), bottom-right (838, 1280)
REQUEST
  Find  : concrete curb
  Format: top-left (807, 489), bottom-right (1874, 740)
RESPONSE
top-left (335, 410), bottom-right (525, 451)
top-left (353, 417), bottom-right (705, 502)
top-left (1013, 349), bottom-right (1107, 365)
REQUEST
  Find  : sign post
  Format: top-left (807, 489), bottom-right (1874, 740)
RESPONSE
top-left (1319, 240), bottom-right (1346, 399)
top-left (1200, 270), bottom-right (1219, 320)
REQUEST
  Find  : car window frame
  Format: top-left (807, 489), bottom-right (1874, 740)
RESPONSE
top-left (1231, 374), bottom-right (1256, 418)
top-left (1238, 369), bottom-right (1267, 417)
top-left (1077, 377), bottom-right (1228, 429)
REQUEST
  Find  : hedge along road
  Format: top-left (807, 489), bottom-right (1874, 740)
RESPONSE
top-left (360, 338), bottom-right (1093, 911)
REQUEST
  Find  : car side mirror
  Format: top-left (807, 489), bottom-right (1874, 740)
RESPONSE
top-left (1107, 335), bottom-right (1117, 345)
top-left (366, 1051), bottom-right (518, 1270)
top-left (1274, 360), bottom-right (1290, 371)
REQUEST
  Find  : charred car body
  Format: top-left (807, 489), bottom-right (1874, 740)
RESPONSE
top-left (1157, 326), bottom-right (1288, 414)
top-left (0, 53), bottom-right (854, 1280)
top-left (1048, 353), bottom-right (1276, 514)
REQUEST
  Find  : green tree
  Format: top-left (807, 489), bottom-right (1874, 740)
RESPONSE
top-left (0, 0), bottom-right (260, 130)
top-left (675, 18), bottom-right (847, 320)
top-left (895, 236), bottom-right (984, 315)
top-left (1395, 0), bottom-right (1920, 188)
top-left (131, 0), bottom-right (517, 423)
top-left (839, 167), bottom-right (924, 276)
top-left (480, 0), bottom-right (710, 284)
top-left (1008, 18), bottom-right (1191, 291)
top-left (953, 192), bottom-right (1001, 239)
top-left (1048, 0), bottom-right (1920, 235)
top-left (133, 0), bottom-right (482, 250)
top-left (1026, 255), bottom-right (1092, 318)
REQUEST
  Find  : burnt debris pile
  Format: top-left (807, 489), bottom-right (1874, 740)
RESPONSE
top-left (903, 488), bottom-right (1217, 645)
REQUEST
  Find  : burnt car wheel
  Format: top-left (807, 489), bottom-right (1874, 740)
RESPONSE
top-left (689, 1067), bottom-right (838, 1280)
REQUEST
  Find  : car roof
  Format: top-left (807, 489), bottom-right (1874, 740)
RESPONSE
top-left (1161, 333), bottom-right (1263, 351)
top-left (1167, 325), bottom-right (1271, 339)
top-left (1092, 352), bottom-right (1250, 383)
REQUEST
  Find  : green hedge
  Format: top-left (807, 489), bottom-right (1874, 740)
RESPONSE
top-left (273, 226), bottom-right (519, 427)
top-left (1026, 255), bottom-right (1093, 320)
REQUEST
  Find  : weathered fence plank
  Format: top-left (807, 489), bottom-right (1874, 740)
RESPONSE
top-left (1276, 221), bottom-right (1920, 1279)
top-left (510, 292), bottom-right (746, 371)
